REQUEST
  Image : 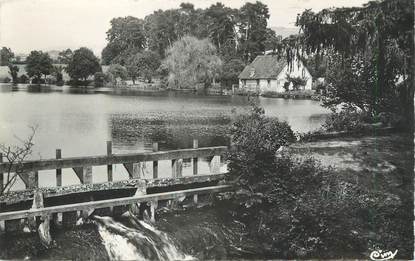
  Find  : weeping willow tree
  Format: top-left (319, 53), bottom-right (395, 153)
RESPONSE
top-left (163, 36), bottom-right (223, 89)
top-left (296, 0), bottom-right (414, 131)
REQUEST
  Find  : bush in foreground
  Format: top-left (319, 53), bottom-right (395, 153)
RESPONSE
top-left (220, 104), bottom-right (411, 258)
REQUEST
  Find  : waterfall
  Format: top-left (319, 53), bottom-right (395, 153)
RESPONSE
top-left (94, 215), bottom-right (194, 261)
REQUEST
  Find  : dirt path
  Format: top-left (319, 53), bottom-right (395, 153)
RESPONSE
top-left (290, 133), bottom-right (413, 198)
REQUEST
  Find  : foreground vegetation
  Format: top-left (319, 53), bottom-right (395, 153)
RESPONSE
top-left (218, 104), bottom-right (413, 259)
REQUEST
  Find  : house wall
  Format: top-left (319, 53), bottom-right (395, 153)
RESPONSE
top-left (238, 58), bottom-right (313, 93)
top-left (277, 59), bottom-right (313, 91)
top-left (239, 79), bottom-right (259, 91)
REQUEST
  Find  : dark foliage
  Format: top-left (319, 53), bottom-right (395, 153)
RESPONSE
top-left (67, 47), bottom-right (101, 82)
top-left (296, 0), bottom-right (414, 131)
top-left (25, 51), bottom-right (53, 82)
top-left (93, 72), bottom-right (105, 87)
top-left (219, 58), bottom-right (245, 88)
top-left (18, 74), bottom-right (29, 84)
top-left (8, 64), bottom-right (19, 84)
top-left (0, 47), bottom-right (14, 66)
top-left (220, 103), bottom-right (413, 258)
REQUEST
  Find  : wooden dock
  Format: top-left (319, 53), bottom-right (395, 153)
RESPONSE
top-left (0, 140), bottom-right (232, 247)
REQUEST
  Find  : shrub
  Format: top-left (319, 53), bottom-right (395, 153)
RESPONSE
top-left (219, 103), bottom-right (409, 258)
top-left (1, 77), bottom-right (11, 83)
top-left (18, 74), bottom-right (29, 84)
top-left (94, 72), bottom-right (105, 87)
top-left (227, 104), bottom-right (296, 192)
top-left (286, 75), bottom-right (307, 91)
top-left (31, 77), bottom-right (45, 84)
top-left (322, 107), bottom-right (368, 132)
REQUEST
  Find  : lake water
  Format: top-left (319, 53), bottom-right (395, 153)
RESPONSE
top-left (0, 84), bottom-right (329, 189)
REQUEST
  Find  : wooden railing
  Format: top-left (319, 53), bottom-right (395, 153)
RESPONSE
top-left (0, 140), bottom-right (232, 244)
top-left (0, 140), bottom-right (228, 190)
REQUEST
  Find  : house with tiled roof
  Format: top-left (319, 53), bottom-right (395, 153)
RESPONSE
top-left (238, 55), bottom-right (312, 93)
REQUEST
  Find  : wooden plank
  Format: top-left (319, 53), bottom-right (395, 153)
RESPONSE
top-left (124, 163), bottom-right (143, 179)
top-left (153, 143), bottom-right (158, 179)
top-left (73, 166), bottom-right (92, 184)
top-left (193, 139), bottom-right (198, 175)
top-left (209, 155), bottom-right (221, 173)
top-left (0, 146), bottom-right (228, 173)
top-left (0, 173), bottom-right (227, 204)
top-left (107, 141), bottom-right (113, 182)
top-left (0, 185), bottom-right (232, 221)
top-left (171, 159), bottom-right (183, 178)
top-left (56, 149), bottom-right (62, 187)
top-left (0, 153), bottom-right (3, 192)
top-left (193, 140), bottom-right (198, 203)
top-left (130, 181), bottom-right (146, 215)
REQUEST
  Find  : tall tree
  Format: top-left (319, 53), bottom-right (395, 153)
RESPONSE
top-left (296, 0), bottom-right (414, 130)
top-left (204, 3), bottom-right (238, 57)
top-left (106, 16), bottom-right (146, 50)
top-left (144, 10), bottom-right (179, 58)
top-left (126, 50), bottom-right (161, 83)
top-left (8, 64), bottom-right (19, 84)
top-left (238, 1), bottom-right (270, 62)
top-left (101, 41), bottom-right (124, 65)
top-left (67, 47), bottom-right (101, 82)
top-left (264, 28), bottom-right (283, 55)
top-left (57, 49), bottom-right (73, 64)
top-left (102, 16), bottom-right (146, 64)
top-left (53, 65), bottom-right (65, 85)
top-left (25, 51), bottom-right (53, 83)
top-left (163, 36), bottom-right (222, 89)
top-left (107, 64), bottom-right (128, 86)
top-left (0, 47), bottom-right (14, 66)
top-left (220, 58), bottom-right (245, 87)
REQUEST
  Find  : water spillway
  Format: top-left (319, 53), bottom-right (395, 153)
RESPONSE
top-left (94, 214), bottom-right (193, 261)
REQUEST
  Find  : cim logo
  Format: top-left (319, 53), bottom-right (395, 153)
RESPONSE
top-left (370, 249), bottom-right (398, 260)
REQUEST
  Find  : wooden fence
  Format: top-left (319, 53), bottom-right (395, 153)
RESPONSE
top-left (0, 140), bottom-right (232, 247)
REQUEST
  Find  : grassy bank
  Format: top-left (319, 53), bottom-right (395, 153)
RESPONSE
top-left (289, 133), bottom-right (413, 258)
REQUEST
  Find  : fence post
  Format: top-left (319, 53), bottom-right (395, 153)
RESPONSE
top-left (193, 139), bottom-right (198, 175)
top-left (123, 163), bottom-right (143, 179)
top-left (73, 166), bottom-right (92, 184)
top-left (107, 141), bottom-right (113, 182)
top-left (0, 153), bottom-right (3, 192)
top-left (209, 156), bottom-right (221, 174)
top-left (172, 159), bottom-right (183, 178)
top-left (0, 153), bottom-right (3, 231)
top-left (56, 149), bottom-right (62, 187)
top-left (152, 143), bottom-right (158, 179)
top-left (192, 139), bottom-right (198, 204)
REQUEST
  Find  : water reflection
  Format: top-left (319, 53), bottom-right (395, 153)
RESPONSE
top-left (110, 114), bottom-right (230, 152)
top-left (0, 83), bottom-right (329, 188)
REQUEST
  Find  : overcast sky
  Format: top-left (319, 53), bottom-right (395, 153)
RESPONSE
top-left (0, 0), bottom-right (369, 55)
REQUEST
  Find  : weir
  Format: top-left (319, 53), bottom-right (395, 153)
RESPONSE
top-left (0, 140), bottom-right (232, 247)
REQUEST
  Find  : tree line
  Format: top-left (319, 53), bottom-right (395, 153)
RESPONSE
top-left (1, 1), bottom-right (284, 88)
top-left (100, 1), bottom-right (283, 88)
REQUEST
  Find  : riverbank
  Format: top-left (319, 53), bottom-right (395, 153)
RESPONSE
top-left (0, 204), bottom-right (259, 260)
top-left (1, 132), bottom-right (411, 259)
top-left (0, 83), bottom-right (320, 100)
top-left (289, 132), bottom-right (413, 258)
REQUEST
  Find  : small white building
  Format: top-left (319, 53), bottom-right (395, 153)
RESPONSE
top-left (238, 55), bottom-right (312, 93)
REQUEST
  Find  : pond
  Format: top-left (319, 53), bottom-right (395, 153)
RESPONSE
top-left (0, 84), bottom-right (329, 189)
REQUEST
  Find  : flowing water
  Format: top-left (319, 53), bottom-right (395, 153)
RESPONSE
top-left (95, 215), bottom-right (193, 261)
top-left (0, 83), bottom-right (330, 259)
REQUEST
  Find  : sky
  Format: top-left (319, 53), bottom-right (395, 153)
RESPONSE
top-left (0, 0), bottom-right (369, 55)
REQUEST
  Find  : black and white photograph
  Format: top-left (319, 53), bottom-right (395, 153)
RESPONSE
top-left (0, 0), bottom-right (413, 260)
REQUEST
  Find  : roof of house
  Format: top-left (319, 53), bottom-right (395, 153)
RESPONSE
top-left (238, 55), bottom-right (287, 80)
